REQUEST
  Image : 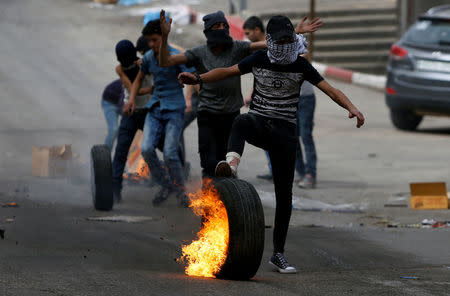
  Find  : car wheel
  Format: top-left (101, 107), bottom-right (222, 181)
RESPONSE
top-left (390, 109), bottom-right (423, 131)
top-left (90, 145), bottom-right (113, 211)
top-left (213, 178), bottom-right (265, 280)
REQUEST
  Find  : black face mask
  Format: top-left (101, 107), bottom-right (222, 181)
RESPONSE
top-left (204, 29), bottom-right (233, 49)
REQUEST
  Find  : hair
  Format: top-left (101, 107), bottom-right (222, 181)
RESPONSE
top-left (142, 19), bottom-right (162, 36)
top-left (243, 16), bottom-right (265, 33)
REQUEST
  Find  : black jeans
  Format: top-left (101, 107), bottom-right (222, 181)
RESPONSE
top-left (228, 113), bottom-right (297, 253)
top-left (112, 110), bottom-right (147, 195)
top-left (197, 110), bottom-right (240, 178)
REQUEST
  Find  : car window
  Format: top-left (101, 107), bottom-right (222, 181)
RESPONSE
top-left (404, 20), bottom-right (450, 49)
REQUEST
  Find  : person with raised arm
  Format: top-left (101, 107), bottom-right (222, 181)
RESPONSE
top-left (178, 15), bottom-right (365, 274)
top-left (158, 10), bottom-right (322, 180)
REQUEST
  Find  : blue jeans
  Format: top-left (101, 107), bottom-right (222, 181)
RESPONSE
top-left (295, 94), bottom-right (317, 178)
top-left (112, 111), bottom-right (147, 195)
top-left (141, 106), bottom-right (185, 192)
top-left (101, 100), bottom-right (121, 150)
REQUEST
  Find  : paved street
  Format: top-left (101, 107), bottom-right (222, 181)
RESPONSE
top-left (0, 0), bottom-right (449, 295)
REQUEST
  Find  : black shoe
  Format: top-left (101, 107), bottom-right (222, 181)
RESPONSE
top-left (152, 187), bottom-right (170, 207)
top-left (215, 161), bottom-right (234, 178)
top-left (257, 173), bottom-right (273, 181)
top-left (269, 253), bottom-right (297, 274)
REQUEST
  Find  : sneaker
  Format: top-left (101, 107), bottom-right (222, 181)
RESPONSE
top-left (269, 253), bottom-right (297, 274)
top-left (257, 173), bottom-right (273, 181)
top-left (152, 187), bottom-right (170, 206)
top-left (297, 174), bottom-right (316, 189)
top-left (294, 174), bottom-right (304, 184)
top-left (215, 160), bottom-right (234, 178)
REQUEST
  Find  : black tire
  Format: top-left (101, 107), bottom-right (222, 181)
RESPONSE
top-left (90, 145), bottom-right (113, 211)
top-left (390, 109), bottom-right (423, 131)
top-left (213, 178), bottom-right (265, 280)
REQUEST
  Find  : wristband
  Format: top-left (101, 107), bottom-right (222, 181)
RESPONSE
top-left (194, 73), bottom-right (203, 87)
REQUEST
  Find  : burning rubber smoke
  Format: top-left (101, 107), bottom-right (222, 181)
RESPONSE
top-left (179, 180), bottom-right (229, 278)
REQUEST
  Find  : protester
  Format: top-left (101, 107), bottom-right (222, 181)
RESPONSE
top-left (101, 79), bottom-right (124, 150)
top-left (178, 15), bottom-right (365, 273)
top-left (136, 35), bottom-right (151, 56)
top-left (112, 39), bottom-right (152, 202)
top-left (128, 20), bottom-right (195, 207)
top-left (159, 10), bottom-right (321, 179)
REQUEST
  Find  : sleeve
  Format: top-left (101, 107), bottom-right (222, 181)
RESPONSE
top-left (234, 41), bottom-right (251, 60)
top-left (169, 47), bottom-right (195, 73)
top-left (237, 51), bottom-right (261, 74)
top-left (184, 46), bottom-right (202, 68)
top-left (140, 52), bottom-right (151, 75)
top-left (302, 58), bottom-right (324, 85)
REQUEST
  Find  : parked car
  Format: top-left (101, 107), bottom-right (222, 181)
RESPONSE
top-left (386, 5), bottom-right (450, 130)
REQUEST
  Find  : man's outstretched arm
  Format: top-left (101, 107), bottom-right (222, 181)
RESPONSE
top-left (178, 64), bottom-right (241, 85)
top-left (159, 10), bottom-right (188, 67)
top-left (316, 80), bottom-right (365, 128)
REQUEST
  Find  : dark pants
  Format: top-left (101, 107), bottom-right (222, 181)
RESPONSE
top-left (112, 110), bottom-right (147, 195)
top-left (197, 110), bottom-right (240, 178)
top-left (228, 113), bottom-right (297, 253)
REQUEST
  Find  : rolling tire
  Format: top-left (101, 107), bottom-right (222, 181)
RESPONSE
top-left (390, 109), bottom-right (423, 131)
top-left (213, 178), bottom-right (265, 280)
top-left (90, 145), bottom-right (113, 211)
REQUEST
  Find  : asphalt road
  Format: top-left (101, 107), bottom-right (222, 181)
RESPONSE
top-left (0, 0), bottom-right (449, 295)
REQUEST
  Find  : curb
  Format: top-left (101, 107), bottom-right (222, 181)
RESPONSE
top-left (225, 14), bottom-right (386, 91)
top-left (312, 62), bottom-right (386, 91)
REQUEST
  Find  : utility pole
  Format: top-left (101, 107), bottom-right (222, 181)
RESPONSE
top-left (309, 0), bottom-right (316, 60)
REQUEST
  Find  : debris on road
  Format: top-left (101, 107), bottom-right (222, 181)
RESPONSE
top-left (400, 276), bottom-right (419, 280)
top-left (86, 215), bottom-right (156, 223)
top-left (258, 190), bottom-right (366, 213)
top-left (1, 202), bottom-right (19, 208)
top-left (410, 182), bottom-right (449, 210)
top-left (6, 218), bottom-right (15, 223)
top-left (384, 204), bottom-right (408, 208)
top-left (0, 229), bottom-right (5, 239)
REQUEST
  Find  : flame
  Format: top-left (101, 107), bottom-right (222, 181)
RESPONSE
top-left (123, 158), bottom-right (150, 181)
top-left (179, 179), bottom-right (229, 278)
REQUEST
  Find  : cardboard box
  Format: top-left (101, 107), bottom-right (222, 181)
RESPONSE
top-left (32, 145), bottom-right (72, 177)
top-left (410, 182), bottom-right (449, 209)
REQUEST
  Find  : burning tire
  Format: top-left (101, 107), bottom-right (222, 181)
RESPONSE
top-left (90, 145), bottom-right (113, 211)
top-left (214, 178), bottom-right (265, 280)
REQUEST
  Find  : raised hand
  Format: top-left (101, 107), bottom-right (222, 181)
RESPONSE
top-left (178, 72), bottom-right (198, 86)
top-left (349, 108), bottom-right (365, 128)
top-left (160, 9), bottom-right (172, 37)
top-left (296, 16), bottom-right (323, 34)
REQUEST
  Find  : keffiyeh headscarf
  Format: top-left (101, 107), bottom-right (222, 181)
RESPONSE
top-left (266, 33), bottom-right (308, 65)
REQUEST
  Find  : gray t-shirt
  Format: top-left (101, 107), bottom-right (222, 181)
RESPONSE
top-left (185, 41), bottom-right (251, 113)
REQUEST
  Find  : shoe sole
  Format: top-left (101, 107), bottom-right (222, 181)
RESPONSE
top-left (215, 161), bottom-right (233, 178)
top-left (268, 261), bottom-right (297, 274)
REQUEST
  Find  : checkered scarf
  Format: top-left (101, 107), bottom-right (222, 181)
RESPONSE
top-left (266, 33), bottom-right (308, 64)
